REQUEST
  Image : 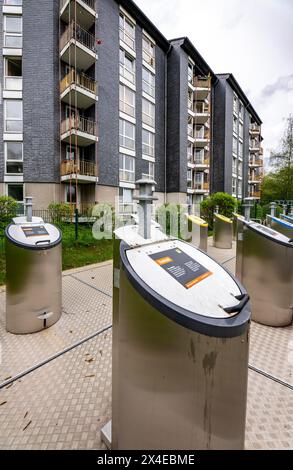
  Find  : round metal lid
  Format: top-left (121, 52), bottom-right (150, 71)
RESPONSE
top-left (6, 222), bottom-right (62, 249)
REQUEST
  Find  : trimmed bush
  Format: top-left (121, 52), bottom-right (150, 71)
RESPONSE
top-left (200, 192), bottom-right (237, 229)
top-left (0, 196), bottom-right (18, 225)
top-left (48, 202), bottom-right (72, 223)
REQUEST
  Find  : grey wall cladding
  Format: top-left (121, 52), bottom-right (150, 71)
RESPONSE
top-left (0, 2), bottom-right (4, 181)
top-left (23, 0), bottom-right (60, 182)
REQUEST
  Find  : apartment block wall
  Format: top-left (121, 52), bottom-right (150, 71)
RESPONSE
top-left (0, 4), bottom-right (4, 182)
top-left (242, 110), bottom-right (250, 198)
top-left (212, 78), bottom-right (226, 193)
top-left (224, 82), bottom-right (234, 194)
top-left (23, 0), bottom-right (60, 183)
top-left (166, 42), bottom-right (188, 194)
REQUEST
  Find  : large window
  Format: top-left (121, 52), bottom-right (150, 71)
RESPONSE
top-left (119, 12), bottom-right (135, 50)
top-left (4, 99), bottom-right (23, 132)
top-left (142, 35), bottom-right (155, 67)
top-left (142, 98), bottom-right (155, 127)
top-left (233, 95), bottom-right (238, 114)
top-left (119, 84), bottom-right (135, 117)
top-left (4, 15), bottom-right (22, 48)
top-left (119, 119), bottom-right (135, 150)
top-left (239, 121), bottom-right (243, 138)
top-left (8, 183), bottom-right (23, 202)
top-left (188, 62), bottom-right (193, 84)
top-left (5, 142), bottom-right (23, 174)
top-left (238, 161), bottom-right (243, 177)
top-left (239, 101), bottom-right (244, 120)
top-left (4, 57), bottom-right (22, 90)
top-left (119, 154), bottom-right (135, 182)
top-left (65, 184), bottom-right (76, 204)
top-left (239, 141), bottom-right (243, 158)
top-left (233, 136), bottom-right (238, 155)
top-left (233, 115), bottom-right (238, 134)
top-left (119, 49), bottom-right (135, 84)
top-left (142, 129), bottom-right (155, 157)
top-left (232, 157), bottom-right (237, 175)
top-left (232, 177), bottom-right (237, 195)
top-left (119, 187), bottom-right (134, 214)
top-left (142, 67), bottom-right (155, 98)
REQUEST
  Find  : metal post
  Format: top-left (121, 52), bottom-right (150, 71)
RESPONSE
top-left (74, 208), bottom-right (78, 240)
top-left (243, 199), bottom-right (251, 221)
top-left (24, 197), bottom-right (33, 223)
top-left (215, 205), bottom-right (219, 214)
top-left (133, 178), bottom-right (157, 240)
top-left (270, 202), bottom-right (277, 217)
top-left (282, 204), bottom-right (287, 215)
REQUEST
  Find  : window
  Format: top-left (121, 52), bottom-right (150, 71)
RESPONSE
top-left (142, 34), bottom-right (155, 67)
top-left (238, 181), bottom-right (242, 198)
top-left (8, 183), bottom-right (23, 202)
top-left (233, 95), bottom-right (238, 114)
top-left (195, 172), bottom-right (203, 183)
top-left (188, 116), bottom-right (193, 137)
top-left (142, 129), bottom-right (155, 157)
top-left (238, 161), bottom-right (243, 177)
top-left (119, 49), bottom-right (135, 84)
top-left (66, 145), bottom-right (79, 161)
top-left (239, 141), bottom-right (243, 158)
top-left (232, 157), bottom-right (237, 175)
top-left (142, 98), bottom-right (155, 127)
top-left (187, 142), bottom-right (193, 163)
top-left (4, 99), bottom-right (23, 132)
top-left (232, 177), bottom-right (237, 195)
top-left (65, 184), bottom-right (76, 204)
top-left (188, 62), bottom-right (193, 83)
top-left (119, 119), bottom-right (135, 150)
top-left (4, 15), bottom-right (22, 48)
top-left (119, 12), bottom-right (135, 50)
top-left (4, 1), bottom-right (22, 4)
top-left (233, 115), bottom-right (238, 134)
top-left (239, 101), bottom-right (244, 120)
top-left (195, 125), bottom-right (204, 139)
top-left (5, 142), bottom-right (23, 174)
top-left (119, 84), bottom-right (135, 117)
top-left (195, 149), bottom-right (204, 164)
top-left (142, 67), bottom-right (155, 98)
top-left (233, 136), bottom-right (238, 154)
top-left (148, 162), bottom-right (154, 179)
top-left (4, 58), bottom-right (22, 90)
top-left (188, 90), bottom-right (193, 111)
top-left (119, 187), bottom-right (134, 214)
top-left (239, 121), bottom-right (243, 138)
top-left (119, 154), bottom-right (135, 182)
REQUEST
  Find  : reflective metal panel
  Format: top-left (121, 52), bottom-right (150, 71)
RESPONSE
top-left (267, 215), bottom-right (293, 239)
top-left (213, 214), bottom-right (233, 249)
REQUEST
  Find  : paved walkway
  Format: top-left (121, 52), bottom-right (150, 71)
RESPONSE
top-left (0, 240), bottom-right (292, 450)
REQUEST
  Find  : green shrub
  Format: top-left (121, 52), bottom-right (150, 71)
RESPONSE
top-left (0, 196), bottom-right (18, 225)
top-left (261, 204), bottom-right (283, 221)
top-left (200, 192), bottom-right (237, 229)
top-left (48, 202), bottom-right (71, 223)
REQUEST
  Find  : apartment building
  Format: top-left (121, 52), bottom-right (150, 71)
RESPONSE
top-left (0, 0), bottom-right (263, 211)
top-left (213, 73), bottom-right (263, 200)
top-left (166, 37), bottom-right (214, 206)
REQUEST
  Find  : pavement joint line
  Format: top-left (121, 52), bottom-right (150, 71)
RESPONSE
top-left (63, 262), bottom-right (112, 277)
top-left (248, 364), bottom-right (293, 391)
top-left (221, 255), bottom-right (237, 265)
top-left (69, 274), bottom-right (113, 299)
top-left (0, 324), bottom-right (113, 391)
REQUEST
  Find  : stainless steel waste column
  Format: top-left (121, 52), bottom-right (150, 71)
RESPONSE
top-left (237, 221), bottom-right (293, 327)
top-left (233, 213), bottom-right (245, 241)
top-left (5, 211), bottom-right (62, 334)
top-left (213, 213), bottom-right (233, 249)
top-left (186, 214), bottom-right (208, 251)
top-left (267, 214), bottom-right (293, 238)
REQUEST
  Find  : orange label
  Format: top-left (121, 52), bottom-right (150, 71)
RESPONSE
top-left (185, 271), bottom-right (212, 289)
top-left (155, 256), bottom-right (173, 266)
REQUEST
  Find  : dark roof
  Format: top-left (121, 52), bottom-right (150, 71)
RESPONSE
top-left (217, 73), bottom-right (262, 124)
top-left (169, 37), bottom-right (215, 80)
top-left (116, 0), bottom-right (170, 52)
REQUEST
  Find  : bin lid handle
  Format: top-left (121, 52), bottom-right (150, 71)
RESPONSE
top-left (223, 293), bottom-right (250, 314)
top-left (35, 239), bottom-right (50, 245)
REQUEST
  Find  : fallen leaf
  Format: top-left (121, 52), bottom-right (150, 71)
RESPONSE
top-left (99, 350), bottom-right (103, 356)
top-left (85, 374), bottom-right (95, 378)
top-left (91, 277), bottom-right (95, 280)
top-left (85, 357), bottom-right (94, 363)
top-left (24, 411), bottom-right (28, 419)
top-left (4, 376), bottom-right (12, 381)
top-left (0, 401), bottom-right (7, 406)
top-left (23, 420), bottom-right (32, 431)
top-left (5, 383), bottom-right (13, 389)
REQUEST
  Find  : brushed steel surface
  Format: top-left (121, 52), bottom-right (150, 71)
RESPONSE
top-left (113, 267), bottom-right (249, 450)
top-left (191, 224), bottom-right (208, 252)
top-left (235, 217), bottom-right (245, 280)
top-left (6, 240), bottom-right (62, 334)
top-left (269, 217), bottom-right (293, 239)
top-left (213, 215), bottom-right (233, 249)
top-left (239, 225), bottom-right (293, 327)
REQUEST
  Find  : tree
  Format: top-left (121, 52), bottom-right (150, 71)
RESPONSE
top-left (200, 192), bottom-right (237, 229)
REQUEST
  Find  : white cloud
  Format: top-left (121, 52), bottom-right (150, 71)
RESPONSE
top-left (135, 0), bottom-right (293, 160)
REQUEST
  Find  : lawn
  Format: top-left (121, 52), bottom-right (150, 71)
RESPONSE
top-left (0, 223), bottom-right (113, 285)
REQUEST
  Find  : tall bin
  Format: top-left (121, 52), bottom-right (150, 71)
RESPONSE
top-left (233, 213), bottom-right (245, 241)
top-left (5, 216), bottom-right (62, 334)
top-left (213, 213), bottom-right (233, 249)
top-left (236, 221), bottom-right (293, 326)
top-left (186, 214), bottom-right (208, 251)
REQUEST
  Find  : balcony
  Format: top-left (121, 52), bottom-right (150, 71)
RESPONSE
top-left (188, 98), bottom-right (194, 112)
top-left (249, 157), bottom-right (263, 167)
top-left (249, 140), bottom-right (260, 152)
top-left (249, 124), bottom-right (261, 136)
top-left (249, 190), bottom-right (261, 199)
top-left (60, 116), bottom-right (98, 146)
top-left (60, 0), bottom-right (96, 30)
top-left (60, 159), bottom-right (97, 183)
top-left (194, 102), bottom-right (210, 124)
top-left (195, 156), bottom-right (210, 169)
top-left (195, 128), bottom-right (210, 147)
top-left (195, 182), bottom-right (209, 193)
top-left (193, 77), bottom-right (211, 100)
top-left (249, 172), bottom-right (263, 183)
top-left (60, 69), bottom-right (97, 109)
top-left (60, 22), bottom-right (97, 69)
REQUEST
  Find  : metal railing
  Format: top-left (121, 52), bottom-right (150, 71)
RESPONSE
top-left (250, 124), bottom-right (261, 133)
top-left (61, 116), bottom-right (97, 136)
top-left (195, 182), bottom-right (209, 191)
top-left (195, 102), bottom-right (210, 114)
top-left (249, 158), bottom-right (263, 166)
top-left (195, 129), bottom-right (210, 139)
top-left (60, 21), bottom-right (96, 53)
top-left (60, 0), bottom-right (96, 11)
top-left (195, 157), bottom-right (210, 166)
top-left (249, 191), bottom-right (261, 198)
top-left (194, 77), bottom-right (211, 88)
top-left (249, 173), bottom-right (263, 182)
top-left (60, 69), bottom-right (97, 94)
top-left (60, 159), bottom-right (98, 177)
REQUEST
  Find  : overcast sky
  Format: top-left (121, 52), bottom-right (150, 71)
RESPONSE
top-left (135, 0), bottom-right (293, 164)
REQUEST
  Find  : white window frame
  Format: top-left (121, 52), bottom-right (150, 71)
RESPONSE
top-left (232, 177), bottom-right (237, 194)
top-left (119, 118), bottom-right (135, 150)
top-left (119, 187), bottom-right (134, 214)
top-left (119, 48), bottom-right (135, 84)
top-left (142, 34), bottom-right (155, 67)
top-left (4, 57), bottom-right (22, 91)
top-left (142, 128), bottom-right (155, 157)
top-left (142, 67), bottom-right (155, 98)
top-left (233, 136), bottom-right (238, 155)
top-left (4, 99), bottom-right (23, 133)
top-left (119, 154), bottom-right (135, 182)
top-left (188, 62), bottom-right (193, 84)
top-left (4, 15), bottom-right (22, 48)
top-left (119, 12), bottom-right (135, 51)
top-left (7, 182), bottom-right (24, 207)
top-left (119, 84), bottom-right (135, 117)
top-left (142, 98), bottom-right (155, 128)
top-left (5, 141), bottom-right (23, 175)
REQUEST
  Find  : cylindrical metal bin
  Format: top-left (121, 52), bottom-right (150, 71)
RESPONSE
top-left (213, 213), bottom-right (233, 249)
top-left (233, 213), bottom-right (245, 241)
top-left (112, 237), bottom-right (250, 450)
top-left (267, 215), bottom-right (293, 238)
top-left (236, 221), bottom-right (293, 327)
top-left (5, 216), bottom-right (62, 334)
top-left (186, 214), bottom-right (208, 252)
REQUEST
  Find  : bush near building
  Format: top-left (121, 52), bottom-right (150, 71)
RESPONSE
top-left (200, 192), bottom-right (237, 229)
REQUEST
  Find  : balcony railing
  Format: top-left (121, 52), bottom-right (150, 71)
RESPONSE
top-left (250, 124), bottom-right (261, 133)
top-left (60, 159), bottom-right (98, 177)
top-left (194, 77), bottom-right (211, 89)
top-left (60, 0), bottom-right (96, 10)
top-left (195, 102), bottom-right (210, 114)
top-left (250, 191), bottom-right (261, 198)
top-left (195, 157), bottom-right (210, 166)
top-left (195, 182), bottom-right (209, 191)
top-left (249, 157), bottom-right (263, 166)
top-left (188, 99), bottom-right (193, 111)
top-left (195, 129), bottom-right (210, 140)
top-left (249, 173), bottom-right (263, 182)
top-left (60, 69), bottom-right (97, 94)
top-left (60, 21), bottom-right (96, 53)
top-left (61, 116), bottom-right (97, 136)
